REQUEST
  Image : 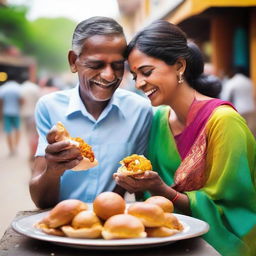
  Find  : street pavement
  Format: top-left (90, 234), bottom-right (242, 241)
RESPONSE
top-left (0, 123), bottom-right (35, 238)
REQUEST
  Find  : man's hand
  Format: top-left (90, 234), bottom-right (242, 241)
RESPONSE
top-left (29, 130), bottom-right (83, 209)
top-left (45, 126), bottom-right (83, 175)
top-left (45, 140), bottom-right (83, 174)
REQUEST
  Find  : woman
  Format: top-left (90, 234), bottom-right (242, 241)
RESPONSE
top-left (114, 20), bottom-right (256, 256)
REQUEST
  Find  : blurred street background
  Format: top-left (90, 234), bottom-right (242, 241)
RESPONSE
top-left (1, 0), bottom-right (256, 238)
top-left (0, 121), bottom-right (35, 238)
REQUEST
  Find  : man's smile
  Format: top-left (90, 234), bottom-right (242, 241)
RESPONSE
top-left (90, 79), bottom-right (120, 89)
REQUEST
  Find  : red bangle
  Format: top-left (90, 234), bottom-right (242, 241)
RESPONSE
top-left (171, 191), bottom-right (180, 203)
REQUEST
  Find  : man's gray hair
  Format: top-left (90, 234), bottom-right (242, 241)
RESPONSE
top-left (72, 16), bottom-right (125, 55)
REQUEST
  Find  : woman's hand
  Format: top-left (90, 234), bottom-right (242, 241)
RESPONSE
top-left (113, 171), bottom-right (166, 194)
top-left (113, 170), bottom-right (191, 215)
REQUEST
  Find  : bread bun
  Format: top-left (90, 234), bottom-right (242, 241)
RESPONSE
top-left (145, 196), bottom-right (174, 213)
top-left (145, 227), bottom-right (179, 237)
top-left (35, 222), bottom-right (65, 237)
top-left (102, 214), bottom-right (146, 239)
top-left (61, 210), bottom-right (102, 238)
top-left (127, 202), bottom-right (165, 227)
top-left (47, 122), bottom-right (98, 171)
top-left (163, 213), bottom-right (183, 231)
top-left (38, 199), bottom-right (88, 228)
top-left (117, 154), bottom-right (152, 177)
top-left (93, 192), bottom-right (126, 220)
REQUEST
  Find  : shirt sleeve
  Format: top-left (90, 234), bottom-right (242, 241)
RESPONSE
top-left (34, 97), bottom-right (53, 156)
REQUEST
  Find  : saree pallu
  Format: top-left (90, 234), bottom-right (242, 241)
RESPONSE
top-left (147, 102), bottom-right (256, 256)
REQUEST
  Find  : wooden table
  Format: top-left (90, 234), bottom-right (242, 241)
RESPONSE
top-left (0, 211), bottom-right (221, 256)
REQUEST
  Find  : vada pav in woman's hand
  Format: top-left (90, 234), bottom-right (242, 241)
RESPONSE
top-left (116, 154), bottom-right (152, 177)
top-left (114, 154), bottom-right (167, 194)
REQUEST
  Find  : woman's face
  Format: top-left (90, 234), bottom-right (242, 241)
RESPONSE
top-left (128, 48), bottom-right (179, 106)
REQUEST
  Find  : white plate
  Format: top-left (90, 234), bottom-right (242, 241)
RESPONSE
top-left (12, 206), bottom-right (209, 250)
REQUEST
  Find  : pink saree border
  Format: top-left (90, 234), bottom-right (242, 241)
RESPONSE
top-left (173, 99), bottom-right (235, 191)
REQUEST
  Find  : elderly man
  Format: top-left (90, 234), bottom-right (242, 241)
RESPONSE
top-left (29, 16), bottom-right (152, 209)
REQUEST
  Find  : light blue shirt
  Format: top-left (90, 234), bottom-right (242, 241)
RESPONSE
top-left (0, 81), bottom-right (22, 116)
top-left (35, 85), bottom-right (152, 202)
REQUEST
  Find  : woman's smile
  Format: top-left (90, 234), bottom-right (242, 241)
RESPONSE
top-left (144, 88), bottom-right (158, 98)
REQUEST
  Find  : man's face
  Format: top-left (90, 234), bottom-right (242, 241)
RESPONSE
top-left (69, 34), bottom-right (126, 102)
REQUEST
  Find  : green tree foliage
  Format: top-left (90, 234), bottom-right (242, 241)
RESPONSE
top-left (30, 17), bottom-right (76, 72)
top-left (0, 5), bottom-right (76, 72)
top-left (0, 5), bottom-right (34, 51)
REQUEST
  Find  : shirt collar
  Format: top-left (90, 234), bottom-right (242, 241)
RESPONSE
top-left (65, 85), bottom-right (125, 119)
top-left (65, 85), bottom-right (84, 117)
top-left (107, 89), bottom-right (125, 117)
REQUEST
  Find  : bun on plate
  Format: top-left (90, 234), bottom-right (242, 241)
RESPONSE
top-left (163, 213), bottom-right (183, 231)
top-left (145, 227), bottom-right (179, 237)
top-left (36, 199), bottom-right (88, 229)
top-left (102, 214), bottom-right (146, 239)
top-left (127, 202), bottom-right (165, 227)
top-left (145, 196), bottom-right (174, 213)
top-left (117, 154), bottom-right (152, 177)
top-left (93, 192), bottom-right (126, 220)
top-left (61, 210), bottom-right (103, 238)
top-left (34, 223), bottom-right (65, 237)
top-left (47, 122), bottom-right (98, 171)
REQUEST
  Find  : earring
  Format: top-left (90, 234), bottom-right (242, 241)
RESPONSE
top-left (178, 72), bottom-right (184, 84)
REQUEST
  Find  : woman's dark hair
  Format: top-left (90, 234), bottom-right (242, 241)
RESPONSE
top-left (126, 20), bottom-right (221, 97)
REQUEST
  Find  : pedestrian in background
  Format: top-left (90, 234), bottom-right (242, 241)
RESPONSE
top-left (220, 66), bottom-right (256, 136)
top-left (0, 77), bottom-right (23, 156)
top-left (39, 77), bottom-right (59, 96)
top-left (21, 78), bottom-right (41, 161)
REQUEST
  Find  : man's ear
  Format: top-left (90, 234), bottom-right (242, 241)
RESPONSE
top-left (68, 50), bottom-right (78, 73)
top-left (175, 58), bottom-right (186, 74)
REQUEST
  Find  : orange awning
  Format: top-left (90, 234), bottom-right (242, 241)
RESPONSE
top-left (166, 0), bottom-right (256, 24)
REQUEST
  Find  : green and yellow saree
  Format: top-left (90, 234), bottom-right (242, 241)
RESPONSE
top-left (147, 99), bottom-right (256, 256)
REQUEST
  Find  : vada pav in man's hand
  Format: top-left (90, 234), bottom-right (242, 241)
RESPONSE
top-left (47, 122), bottom-right (98, 171)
